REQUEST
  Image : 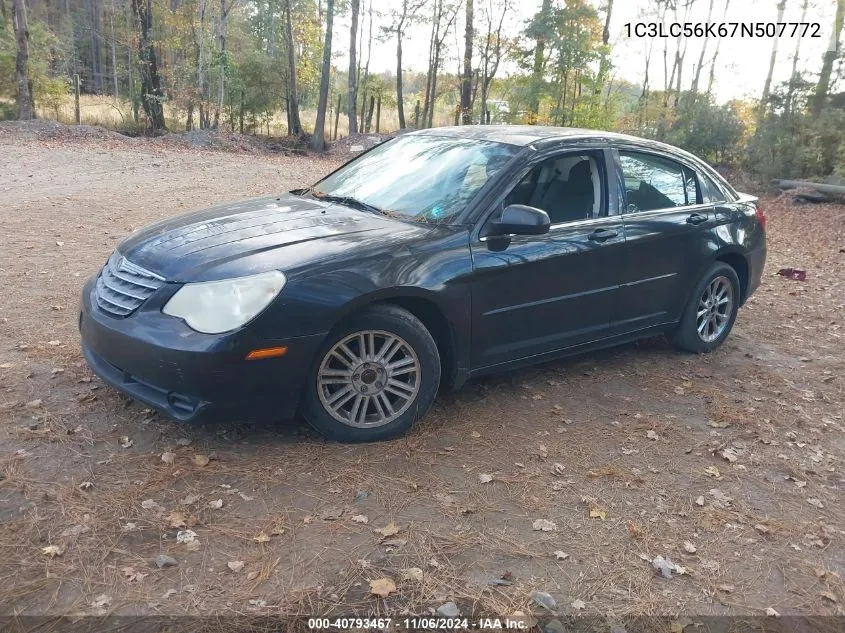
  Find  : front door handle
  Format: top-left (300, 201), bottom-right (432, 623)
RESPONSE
top-left (588, 228), bottom-right (619, 242)
top-left (686, 213), bottom-right (708, 225)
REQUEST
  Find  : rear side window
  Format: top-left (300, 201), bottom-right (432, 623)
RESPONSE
top-left (699, 173), bottom-right (726, 203)
top-left (619, 151), bottom-right (699, 212)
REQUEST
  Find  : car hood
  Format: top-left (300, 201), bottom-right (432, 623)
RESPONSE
top-left (117, 194), bottom-right (430, 282)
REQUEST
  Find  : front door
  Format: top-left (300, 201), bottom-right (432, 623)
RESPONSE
top-left (470, 149), bottom-right (625, 369)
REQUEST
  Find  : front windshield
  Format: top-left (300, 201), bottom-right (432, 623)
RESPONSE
top-left (312, 134), bottom-right (518, 222)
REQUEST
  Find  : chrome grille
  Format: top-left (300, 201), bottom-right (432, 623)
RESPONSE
top-left (94, 252), bottom-right (165, 317)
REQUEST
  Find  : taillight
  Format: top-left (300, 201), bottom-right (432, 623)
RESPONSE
top-left (755, 205), bottom-right (766, 231)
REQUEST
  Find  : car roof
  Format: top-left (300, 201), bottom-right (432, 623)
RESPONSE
top-left (409, 125), bottom-right (688, 155)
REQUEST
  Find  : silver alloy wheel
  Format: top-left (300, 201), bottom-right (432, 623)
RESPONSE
top-left (696, 275), bottom-right (734, 343)
top-left (316, 330), bottom-right (421, 428)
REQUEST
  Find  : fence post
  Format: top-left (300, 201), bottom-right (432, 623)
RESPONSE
top-left (74, 75), bottom-right (81, 125)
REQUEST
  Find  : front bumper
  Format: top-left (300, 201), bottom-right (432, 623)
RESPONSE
top-left (79, 277), bottom-right (326, 423)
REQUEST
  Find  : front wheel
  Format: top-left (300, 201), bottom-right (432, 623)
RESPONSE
top-left (672, 263), bottom-right (741, 353)
top-left (300, 304), bottom-right (441, 443)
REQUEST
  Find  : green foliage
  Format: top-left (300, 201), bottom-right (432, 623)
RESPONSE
top-left (746, 78), bottom-right (845, 180)
top-left (666, 94), bottom-right (746, 164)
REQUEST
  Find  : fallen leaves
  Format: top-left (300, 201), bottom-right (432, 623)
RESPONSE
top-left (253, 532), bottom-right (271, 544)
top-left (176, 529), bottom-right (197, 544)
top-left (571, 598), bottom-right (586, 611)
top-left (191, 454), bottom-right (210, 467)
top-left (646, 430), bottom-right (660, 441)
top-left (161, 452), bottom-right (176, 464)
top-left (122, 567), bottom-right (147, 583)
top-left (207, 499), bottom-right (223, 509)
top-left (368, 577), bottom-right (396, 598)
top-left (320, 507), bottom-right (343, 521)
top-left (118, 436), bottom-right (133, 448)
top-left (41, 545), bottom-right (63, 557)
top-left (351, 514), bottom-right (369, 524)
top-left (682, 541), bottom-right (697, 554)
top-left (227, 561), bottom-right (245, 573)
top-left (807, 498), bottom-right (825, 509)
top-left (532, 519), bottom-right (557, 532)
top-left (553, 550), bottom-right (569, 560)
top-left (374, 522), bottom-right (400, 538)
top-left (400, 567), bottom-right (423, 582)
top-left (478, 473), bottom-right (494, 484)
top-left (588, 506), bottom-right (608, 520)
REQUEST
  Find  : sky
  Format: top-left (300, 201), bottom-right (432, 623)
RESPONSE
top-left (328, 0), bottom-right (840, 105)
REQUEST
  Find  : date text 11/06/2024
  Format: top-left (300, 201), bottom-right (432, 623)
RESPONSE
top-left (624, 21), bottom-right (821, 39)
top-left (307, 617), bottom-right (532, 630)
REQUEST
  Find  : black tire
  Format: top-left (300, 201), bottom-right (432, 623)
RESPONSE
top-left (301, 304), bottom-right (441, 443)
top-left (672, 262), bottom-right (741, 353)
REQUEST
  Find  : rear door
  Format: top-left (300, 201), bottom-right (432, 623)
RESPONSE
top-left (612, 146), bottom-right (716, 333)
top-left (469, 146), bottom-right (626, 369)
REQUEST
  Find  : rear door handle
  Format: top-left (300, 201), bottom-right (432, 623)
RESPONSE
top-left (588, 228), bottom-right (619, 242)
top-left (686, 213), bottom-right (708, 225)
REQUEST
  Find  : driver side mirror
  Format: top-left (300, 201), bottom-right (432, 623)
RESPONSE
top-left (488, 204), bottom-right (551, 237)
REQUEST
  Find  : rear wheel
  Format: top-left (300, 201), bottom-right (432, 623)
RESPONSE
top-left (672, 263), bottom-right (740, 353)
top-left (301, 304), bottom-right (441, 442)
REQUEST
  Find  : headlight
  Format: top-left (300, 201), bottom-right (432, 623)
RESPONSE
top-left (162, 270), bottom-right (286, 334)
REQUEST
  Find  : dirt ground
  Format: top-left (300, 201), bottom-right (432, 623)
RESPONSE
top-left (1, 124), bottom-right (844, 625)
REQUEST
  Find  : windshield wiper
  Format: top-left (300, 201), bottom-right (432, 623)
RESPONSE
top-left (312, 192), bottom-right (387, 216)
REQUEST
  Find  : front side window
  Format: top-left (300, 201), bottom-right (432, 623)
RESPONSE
top-left (619, 151), bottom-right (699, 212)
top-left (312, 134), bottom-right (517, 223)
top-left (504, 152), bottom-right (604, 224)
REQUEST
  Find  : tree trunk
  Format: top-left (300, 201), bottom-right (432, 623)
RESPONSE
top-left (459, 0), bottom-right (473, 124)
top-left (284, 0), bottom-right (302, 134)
top-left (11, 0), bottom-right (33, 120)
top-left (109, 0), bottom-right (119, 98)
top-left (706, 0), bottom-right (730, 95)
top-left (591, 0), bottom-right (613, 111)
top-left (786, 0), bottom-right (809, 113)
top-left (422, 0), bottom-right (439, 128)
top-left (396, 29), bottom-right (405, 128)
top-left (311, 0), bottom-right (333, 150)
top-left (811, 0), bottom-right (845, 114)
top-left (347, 0), bottom-right (359, 135)
top-left (528, 0), bottom-right (551, 121)
top-left (690, 0), bottom-right (714, 98)
top-left (131, 0), bottom-right (166, 130)
top-left (215, 0), bottom-right (230, 129)
top-left (359, 0), bottom-right (372, 132)
top-left (760, 0), bottom-right (787, 113)
top-left (196, 0), bottom-right (206, 127)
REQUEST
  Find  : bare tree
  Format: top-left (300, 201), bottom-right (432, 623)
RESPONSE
top-left (359, 0), bottom-right (373, 132)
top-left (689, 0), bottom-right (714, 98)
top-left (460, 0), bottom-right (474, 123)
top-left (760, 0), bottom-right (787, 113)
top-left (811, 0), bottom-right (845, 114)
top-left (284, 0), bottom-right (302, 134)
top-left (132, 0), bottom-right (166, 130)
top-left (591, 0), bottom-right (614, 115)
top-left (214, 0), bottom-right (236, 128)
top-left (706, 0), bottom-right (730, 95)
top-left (786, 0), bottom-right (809, 112)
top-left (478, 0), bottom-right (509, 124)
top-left (388, 0), bottom-right (424, 129)
top-left (348, 0), bottom-right (359, 134)
top-left (422, 0), bottom-right (460, 128)
top-left (312, 0), bottom-right (334, 150)
top-left (11, 0), bottom-right (33, 120)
